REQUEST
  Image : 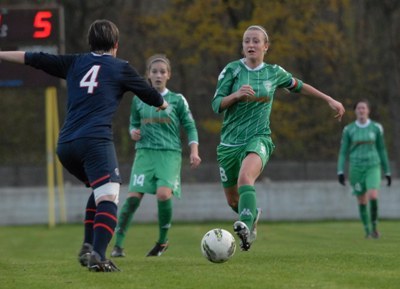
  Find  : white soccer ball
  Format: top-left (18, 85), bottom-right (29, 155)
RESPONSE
top-left (201, 228), bottom-right (236, 263)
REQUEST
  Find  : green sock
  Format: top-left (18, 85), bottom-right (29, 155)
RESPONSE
top-left (158, 198), bottom-right (173, 244)
top-left (358, 204), bottom-right (370, 235)
top-left (238, 185), bottom-right (257, 230)
top-left (114, 196), bottom-right (141, 248)
top-left (370, 199), bottom-right (378, 231)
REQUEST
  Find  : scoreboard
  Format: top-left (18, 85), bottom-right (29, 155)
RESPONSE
top-left (0, 6), bottom-right (64, 87)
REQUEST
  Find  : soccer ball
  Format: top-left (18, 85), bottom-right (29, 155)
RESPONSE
top-left (201, 228), bottom-right (236, 263)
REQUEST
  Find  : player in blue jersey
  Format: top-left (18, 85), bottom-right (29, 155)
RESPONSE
top-left (0, 19), bottom-right (168, 272)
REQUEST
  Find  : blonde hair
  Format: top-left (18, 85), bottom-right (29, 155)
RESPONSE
top-left (146, 54), bottom-right (171, 73)
top-left (245, 25), bottom-right (269, 43)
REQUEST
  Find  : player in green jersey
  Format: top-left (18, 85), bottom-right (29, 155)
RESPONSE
top-left (337, 99), bottom-right (391, 239)
top-left (212, 25), bottom-right (345, 251)
top-left (111, 54), bottom-right (201, 257)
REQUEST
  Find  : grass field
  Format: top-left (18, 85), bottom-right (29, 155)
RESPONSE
top-left (1, 221), bottom-right (399, 289)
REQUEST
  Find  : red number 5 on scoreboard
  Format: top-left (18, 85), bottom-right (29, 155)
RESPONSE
top-left (33, 11), bottom-right (53, 39)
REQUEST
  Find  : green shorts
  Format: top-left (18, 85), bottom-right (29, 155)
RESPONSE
top-left (128, 149), bottom-right (182, 198)
top-left (349, 164), bottom-right (381, 195)
top-left (217, 136), bottom-right (275, 188)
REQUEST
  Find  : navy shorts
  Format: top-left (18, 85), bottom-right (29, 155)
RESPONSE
top-left (56, 138), bottom-right (122, 189)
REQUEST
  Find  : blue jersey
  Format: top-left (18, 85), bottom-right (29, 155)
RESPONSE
top-left (25, 52), bottom-right (164, 143)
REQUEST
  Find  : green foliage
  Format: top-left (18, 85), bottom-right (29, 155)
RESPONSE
top-left (139, 0), bottom-right (246, 62)
top-left (271, 92), bottom-right (345, 161)
top-left (0, 89), bottom-right (46, 164)
top-left (200, 118), bottom-right (222, 134)
top-left (1, 222), bottom-right (400, 289)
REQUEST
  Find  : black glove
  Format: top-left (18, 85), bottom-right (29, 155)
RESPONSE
top-left (386, 175), bottom-right (391, 187)
top-left (338, 174), bottom-right (345, 186)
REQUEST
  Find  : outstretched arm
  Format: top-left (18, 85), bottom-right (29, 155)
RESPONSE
top-left (300, 83), bottom-right (345, 121)
top-left (0, 51), bottom-right (25, 64)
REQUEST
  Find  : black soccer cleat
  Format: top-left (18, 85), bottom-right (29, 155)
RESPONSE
top-left (233, 221), bottom-right (251, 251)
top-left (78, 243), bottom-right (93, 267)
top-left (146, 242), bottom-right (169, 257)
top-left (88, 251), bottom-right (120, 272)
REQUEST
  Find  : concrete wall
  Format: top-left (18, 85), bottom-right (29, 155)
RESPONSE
top-left (1, 180), bottom-right (398, 225)
top-left (3, 161), bottom-right (397, 186)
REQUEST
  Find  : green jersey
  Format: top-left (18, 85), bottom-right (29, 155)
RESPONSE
top-left (130, 89), bottom-right (198, 152)
top-left (337, 119), bottom-right (390, 174)
top-left (212, 59), bottom-right (303, 146)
